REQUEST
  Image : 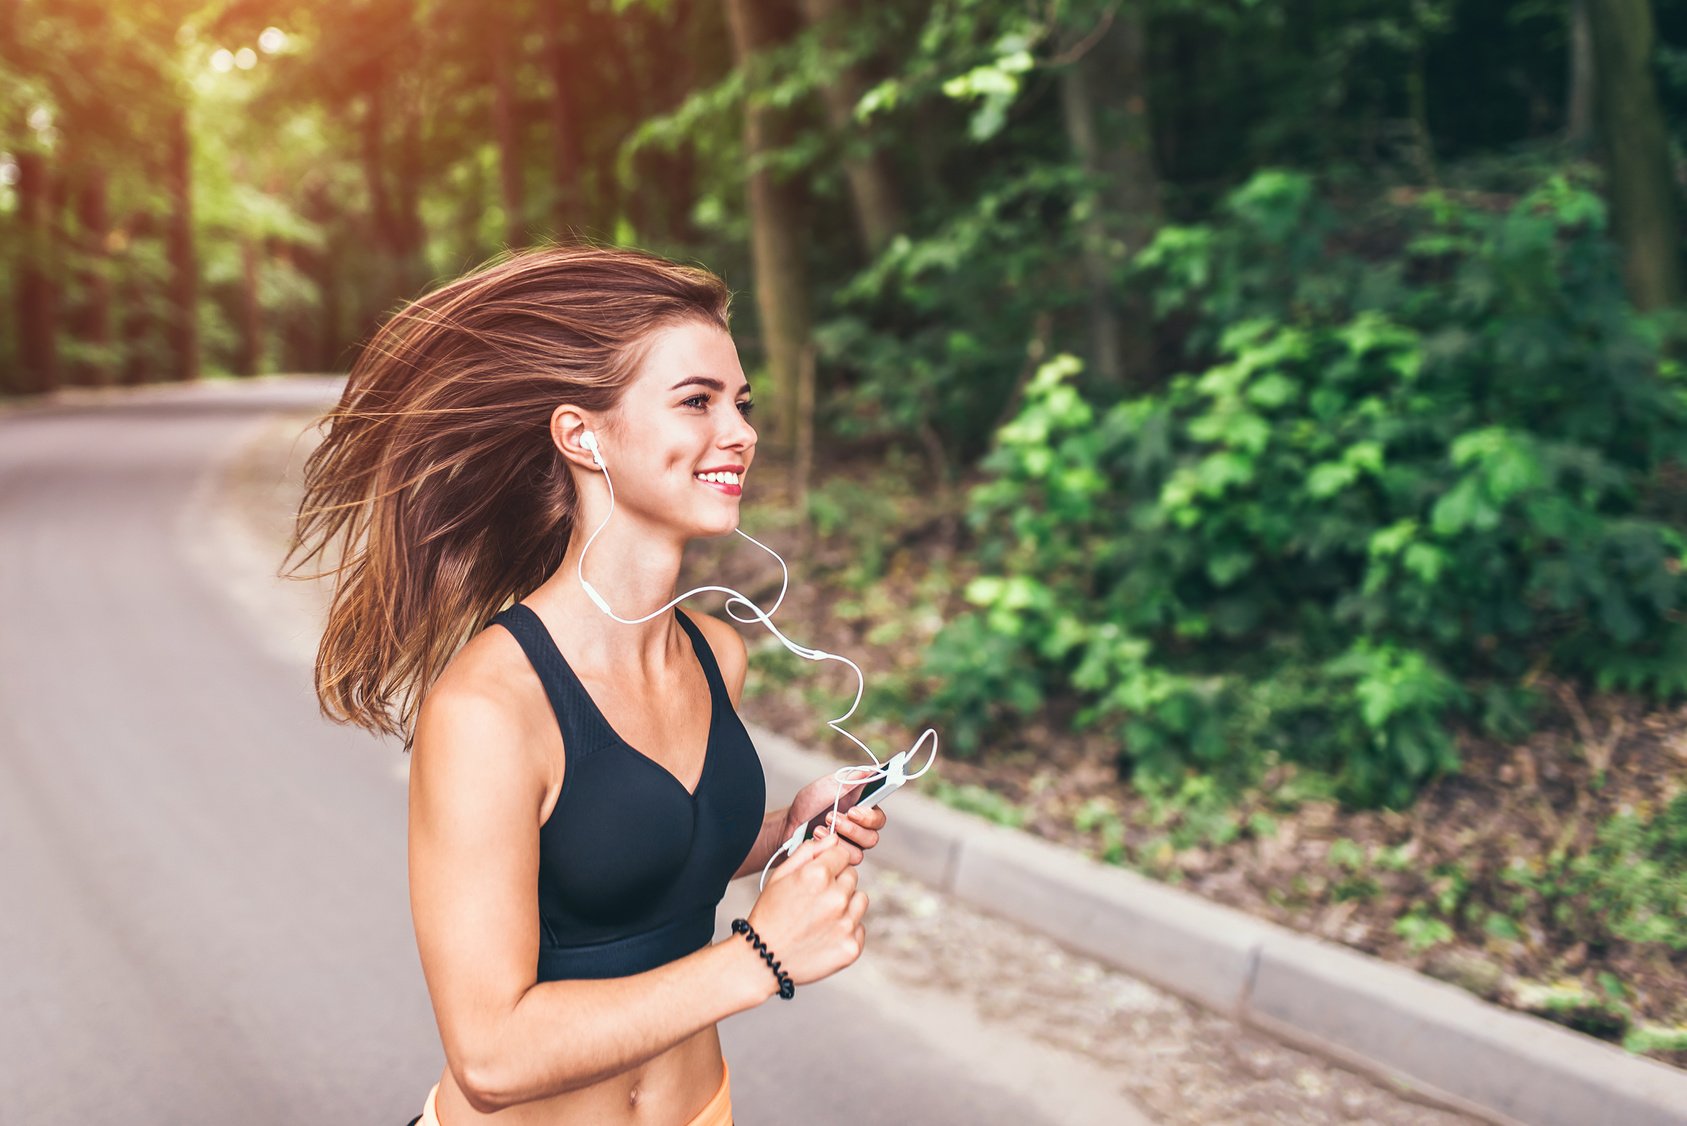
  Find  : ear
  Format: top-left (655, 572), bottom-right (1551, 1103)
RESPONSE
top-left (550, 404), bottom-right (603, 472)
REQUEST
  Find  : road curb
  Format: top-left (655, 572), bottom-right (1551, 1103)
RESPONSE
top-left (747, 725), bottom-right (1687, 1126)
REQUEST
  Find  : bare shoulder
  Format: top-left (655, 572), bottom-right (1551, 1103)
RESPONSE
top-left (411, 623), bottom-right (553, 826)
top-left (685, 610), bottom-right (749, 708)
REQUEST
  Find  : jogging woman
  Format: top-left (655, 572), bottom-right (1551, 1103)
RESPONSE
top-left (286, 245), bottom-right (888, 1125)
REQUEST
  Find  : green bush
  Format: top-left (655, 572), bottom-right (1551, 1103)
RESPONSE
top-left (814, 164), bottom-right (1092, 468)
top-left (924, 169), bottom-right (1687, 805)
top-left (1551, 793), bottom-right (1687, 953)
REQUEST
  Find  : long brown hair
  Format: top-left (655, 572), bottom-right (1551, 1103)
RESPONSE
top-left (282, 244), bottom-right (732, 749)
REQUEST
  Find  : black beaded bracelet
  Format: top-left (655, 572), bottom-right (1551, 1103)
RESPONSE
top-left (731, 917), bottom-right (795, 1000)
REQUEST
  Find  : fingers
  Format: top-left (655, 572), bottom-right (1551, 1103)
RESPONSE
top-left (817, 832), bottom-right (855, 877)
top-left (847, 888), bottom-right (868, 924)
top-left (853, 805), bottom-right (888, 830)
top-left (816, 806), bottom-right (884, 854)
top-left (813, 826), bottom-right (865, 865)
top-left (767, 834), bottom-right (827, 882)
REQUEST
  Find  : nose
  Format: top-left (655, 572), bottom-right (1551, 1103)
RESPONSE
top-left (719, 403), bottom-right (756, 455)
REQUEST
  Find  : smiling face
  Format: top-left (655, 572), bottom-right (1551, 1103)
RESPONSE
top-left (596, 319), bottom-right (758, 540)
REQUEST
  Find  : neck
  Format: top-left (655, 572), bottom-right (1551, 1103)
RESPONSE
top-left (530, 507), bottom-right (688, 674)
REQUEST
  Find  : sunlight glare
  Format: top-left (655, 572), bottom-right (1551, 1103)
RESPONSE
top-left (259, 27), bottom-right (288, 54)
top-left (234, 47), bottom-right (258, 70)
top-left (211, 48), bottom-right (234, 73)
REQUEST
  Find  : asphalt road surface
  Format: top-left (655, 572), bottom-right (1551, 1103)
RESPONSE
top-left (0, 379), bottom-right (1151, 1124)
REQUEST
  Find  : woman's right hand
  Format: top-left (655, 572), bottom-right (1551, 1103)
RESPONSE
top-left (745, 835), bottom-right (869, 988)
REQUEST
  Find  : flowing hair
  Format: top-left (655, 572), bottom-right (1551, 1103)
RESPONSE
top-left (282, 244), bottom-right (732, 750)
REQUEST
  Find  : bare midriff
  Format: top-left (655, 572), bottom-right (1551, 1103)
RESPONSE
top-left (431, 1023), bottom-right (725, 1125)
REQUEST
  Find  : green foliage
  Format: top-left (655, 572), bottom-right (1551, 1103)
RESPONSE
top-left (816, 162), bottom-right (1091, 465)
top-left (1623, 1022), bottom-right (1687, 1059)
top-left (1394, 906), bottom-right (1456, 954)
top-left (1504, 793), bottom-right (1687, 954)
top-left (922, 170), bottom-right (1687, 805)
top-left (1072, 795), bottom-right (1127, 863)
top-left (1513, 978), bottom-right (1632, 1040)
top-left (804, 475), bottom-right (907, 588)
top-left (928, 776), bottom-right (1027, 827)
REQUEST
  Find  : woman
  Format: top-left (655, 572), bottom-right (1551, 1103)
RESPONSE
top-left (286, 245), bottom-right (889, 1125)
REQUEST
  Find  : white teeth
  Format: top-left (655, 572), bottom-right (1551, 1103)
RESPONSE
top-left (696, 472), bottom-right (741, 485)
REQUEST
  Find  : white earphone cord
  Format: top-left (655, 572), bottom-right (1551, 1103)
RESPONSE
top-left (575, 436), bottom-right (938, 891)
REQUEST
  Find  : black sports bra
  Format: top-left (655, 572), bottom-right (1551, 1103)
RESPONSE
top-left (488, 603), bottom-right (766, 981)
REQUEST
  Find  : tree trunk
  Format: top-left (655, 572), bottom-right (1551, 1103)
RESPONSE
top-left (653, 0), bottom-right (703, 246)
top-left (605, 14), bottom-right (663, 240)
top-left (236, 237), bottom-right (262, 375)
top-left (1567, 0), bottom-right (1595, 148)
top-left (118, 210), bottom-right (155, 387)
top-left (796, 0), bottom-right (906, 257)
top-left (723, 0), bottom-right (812, 452)
top-left (1586, 0), bottom-right (1683, 310)
top-left (490, 13), bottom-right (527, 247)
top-left (1057, 5), bottom-right (1162, 386)
top-left (361, 78), bottom-right (426, 299)
top-left (68, 170), bottom-right (113, 387)
top-left (1059, 61), bottom-right (1124, 386)
top-left (297, 184), bottom-right (335, 371)
top-left (395, 88), bottom-right (429, 291)
top-left (541, 0), bottom-right (582, 234)
top-left (361, 82), bottom-right (398, 258)
top-left (16, 132), bottom-right (59, 395)
top-left (794, 340), bottom-right (817, 545)
top-left (164, 104), bottom-right (199, 381)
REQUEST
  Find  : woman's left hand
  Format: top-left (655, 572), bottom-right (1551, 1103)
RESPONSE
top-left (780, 774), bottom-right (889, 866)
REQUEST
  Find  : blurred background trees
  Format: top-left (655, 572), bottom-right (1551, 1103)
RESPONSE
top-left (5, 0), bottom-right (1687, 809)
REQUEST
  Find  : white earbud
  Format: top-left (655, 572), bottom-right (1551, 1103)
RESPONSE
top-left (580, 429), bottom-right (605, 469)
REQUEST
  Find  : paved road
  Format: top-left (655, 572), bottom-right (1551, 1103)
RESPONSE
top-left (0, 379), bottom-right (1149, 1124)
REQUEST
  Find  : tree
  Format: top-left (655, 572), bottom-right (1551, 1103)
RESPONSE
top-left (722, 0), bottom-right (812, 451)
top-left (1586, 0), bottom-right (1682, 309)
top-left (797, 0), bottom-right (906, 258)
top-left (1055, 0), bottom-right (1161, 386)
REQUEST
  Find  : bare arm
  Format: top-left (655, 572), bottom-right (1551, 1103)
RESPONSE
top-left (409, 687), bottom-right (777, 1113)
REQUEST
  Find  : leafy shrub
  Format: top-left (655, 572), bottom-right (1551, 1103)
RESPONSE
top-left (923, 169), bottom-right (1687, 805)
top-left (814, 164), bottom-right (1092, 468)
top-left (1521, 792), bottom-right (1687, 953)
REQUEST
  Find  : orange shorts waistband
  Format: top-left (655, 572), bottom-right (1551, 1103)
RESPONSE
top-left (688, 1058), bottom-right (732, 1126)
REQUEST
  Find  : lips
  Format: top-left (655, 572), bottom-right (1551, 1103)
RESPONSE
top-left (695, 475), bottom-right (743, 497)
top-left (695, 465), bottom-right (745, 497)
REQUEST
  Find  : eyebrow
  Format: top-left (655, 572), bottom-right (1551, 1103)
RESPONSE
top-left (669, 375), bottom-right (752, 395)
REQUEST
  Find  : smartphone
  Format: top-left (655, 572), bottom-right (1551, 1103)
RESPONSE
top-left (796, 769), bottom-right (892, 843)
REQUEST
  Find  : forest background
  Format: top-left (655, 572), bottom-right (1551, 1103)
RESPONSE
top-left (4, 0), bottom-right (1687, 1067)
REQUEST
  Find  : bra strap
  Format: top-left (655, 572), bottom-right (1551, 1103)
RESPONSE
top-left (489, 604), bottom-right (615, 758)
top-left (674, 609), bottom-right (730, 712)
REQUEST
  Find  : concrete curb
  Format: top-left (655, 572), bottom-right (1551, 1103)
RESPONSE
top-left (748, 725), bottom-right (1687, 1126)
